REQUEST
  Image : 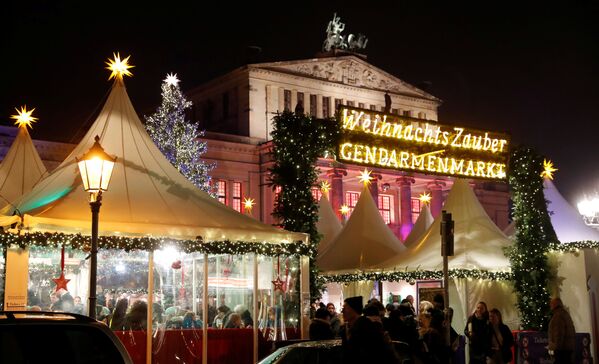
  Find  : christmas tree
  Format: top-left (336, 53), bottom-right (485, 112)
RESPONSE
top-left (145, 74), bottom-right (214, 194)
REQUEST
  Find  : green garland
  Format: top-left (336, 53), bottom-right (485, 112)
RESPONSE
top-left (550, 240), bottom-right (599, 252)
top-left (269, 110), bottom-right (340, 300)
top-left (508, 146), bottom-right (559, 330)
top-left (320, 269), bottom-right (513, 284)
top-left (0, 231), bottom-right (313, 257)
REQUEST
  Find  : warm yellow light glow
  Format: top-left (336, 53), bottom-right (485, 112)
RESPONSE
top-left (340, 205), bottom-right (350, 216)
top-left (76, 136), bottom-right (117, 195)
top-left (11, 106), bottom-right (38, 129)
top-left (419, 192), bottom-right (432, 205)
top-left (320, 181), bottom-right (331, 194)
top-left (105, 52), bottom-right (134, 81)
top-left (243, 197), bottom-right (255, 212)
top-left (541, 159), bottom-right (557, 180)
top-left (358, 168), bottom-right (372, 185)
top-left (165, 73), bottom-right (180, 86)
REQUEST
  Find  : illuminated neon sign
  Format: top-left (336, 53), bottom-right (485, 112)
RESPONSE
top-left (337, 106), bottom-right (509, 179)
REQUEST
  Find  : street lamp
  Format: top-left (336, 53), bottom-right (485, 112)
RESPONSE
top-left (77, 135), bottom-right (116, 319)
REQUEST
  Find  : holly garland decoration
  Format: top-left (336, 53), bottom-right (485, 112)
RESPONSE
top-left (508, 146), bottom-right (559, 330)
top-left (320, 268), bottom-right (512, 284)
top-left (269, 110), bottom-right (340, 299)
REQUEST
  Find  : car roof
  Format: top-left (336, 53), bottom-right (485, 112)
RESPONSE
top-left (0, 311), bottom-right (97, 323)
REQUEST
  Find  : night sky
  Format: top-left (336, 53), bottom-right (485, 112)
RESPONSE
top-left (4, 1), bottom-right (599, 205)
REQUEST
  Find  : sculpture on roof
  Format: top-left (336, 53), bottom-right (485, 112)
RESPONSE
top-left (322, 13), bottom-right (368, 53)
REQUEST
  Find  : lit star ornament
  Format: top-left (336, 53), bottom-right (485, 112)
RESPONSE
top-left (541, 159), bottom-right (558, 180)
top-left (243, 197), bottom-right (255, 213)
top-left (358, 168), bottom-right (373, 186)
top-left (419, 192), bottom-right (432, 205)
top-left (320, 181), bottom-right (331, 194)
top-left (105, 52), bottom-right (134, 81)
top-left (272, 276), bottom-right (286, 292)
top-left (52, 272), bottom-right (70, 293)
top-left (11, 106), bottom-right (38, 129)
top-left (340, 205), bottom-right (350, 216)
top-left (164, 73), bottom-right (180, 86)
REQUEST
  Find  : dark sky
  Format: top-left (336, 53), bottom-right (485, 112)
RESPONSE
top-left (3, 1), bottom-right (599, 205)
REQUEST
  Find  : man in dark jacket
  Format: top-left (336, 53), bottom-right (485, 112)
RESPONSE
top-left (548, 297), bottom-right (576, 364)
top-left (309, 307), bottom-right (334, 340)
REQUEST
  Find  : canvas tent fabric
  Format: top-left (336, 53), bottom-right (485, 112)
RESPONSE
top-left (317, 185), bottom-right (406, 273)
top-left (403, 204), bottom-right (433, 247)
top-left (316, 194), bottom-right (342, 256)
top-left (8, 80), bottom-right (305, 244)
top-left (0, 125), bottom-right (47, 210)
top-left (374, 179), bottom-right (512, 272)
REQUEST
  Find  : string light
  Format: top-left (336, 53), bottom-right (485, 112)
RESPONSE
top-left (320, 269), bottom-right (513, 284)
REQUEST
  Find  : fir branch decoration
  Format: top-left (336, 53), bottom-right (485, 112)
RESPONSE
top-left (269, 110), bottom-right (339, 299)
top-left (508, 146), bottom-right (559, 330)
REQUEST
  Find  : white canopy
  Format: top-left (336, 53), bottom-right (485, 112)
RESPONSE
top-left (543, 178), bottom-right (599, 243)
top-left (9, 80), bottom-right (305, 244)
top-left (317, 185), bottom-right (406, 273)
top-left (375, 179), bottom-right (512, 271)
top-left (0, 125), bottom-right (47, 209)
top-left (316, 194), bottom-right (342, 256)
top-left (403, 204), bottom-right (434, 247)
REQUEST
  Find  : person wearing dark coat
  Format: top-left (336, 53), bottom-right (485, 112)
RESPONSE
top-left (109, 298), bottom-right (129, 331)
top-left (464, 302), bottom-right (491, 364)
top-left (124, 301), bottom-right (147, 330)
top-left (309, 307), bottom-right (334, 340)
top-left (488, 308), bottom-right (514, 364)
top-left (548, 298), bottom-right (576, 364)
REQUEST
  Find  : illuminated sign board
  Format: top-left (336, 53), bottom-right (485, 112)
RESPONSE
top-left (337, 106), bottom-right (509, 180)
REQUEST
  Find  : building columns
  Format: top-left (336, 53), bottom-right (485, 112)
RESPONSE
top-left (327, 168), bottom-right (347, 220)
top-left (397, 176), bottom-right (415, 241)
top-left (428, 180), bottom-right (446, 218)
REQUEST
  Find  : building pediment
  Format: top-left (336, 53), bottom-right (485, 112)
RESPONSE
top-left (251, 56), bottom-right (440, 101)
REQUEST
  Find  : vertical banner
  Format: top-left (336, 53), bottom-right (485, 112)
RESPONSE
top-left (4, 246), bottom-right (29, 311)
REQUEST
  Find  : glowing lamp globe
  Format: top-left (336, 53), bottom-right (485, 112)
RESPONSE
top-left (76, 136), bottom-right (117, 194)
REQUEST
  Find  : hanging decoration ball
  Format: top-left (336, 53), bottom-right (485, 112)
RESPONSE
top-left (82, 243), bottom-right (91, 253)
top-left (171, 260), bottom-right (182, 270)
top-left (409, 278), bottom-right (416, 285)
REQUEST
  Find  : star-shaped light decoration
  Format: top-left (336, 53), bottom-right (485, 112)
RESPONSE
top-left (105, 52), bottom-right (134, 81)
top-left (11, 106), bottom-right (38, 129)
top-left (339, 204), bottom-right (351, 216)
top-left (243, 197), bottom-right (255, 214)
top-left (164, 73), bottom-right (180, 87)
top-left (52, 272), bottom-right (70, 293)
top-left (419, 192), bottom-right (432, 205)
top-left (320, 181), bottom-right (331, 195)
top-left (358, 168), bottom-right (373, 186)
top-left (272, 276), bottom-right (286, 293)
top-left (541, 159), bottom-right (558, 180)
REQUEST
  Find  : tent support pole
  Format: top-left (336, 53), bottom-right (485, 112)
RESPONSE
top-left (146, 251), bottom-right (154, 364)
top-left (202, 254), bottom-right (208, 364)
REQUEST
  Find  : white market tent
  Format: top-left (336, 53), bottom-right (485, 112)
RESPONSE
top-left (317, 185), bottom-right (406, 273)
top-left (315, 194), bottom-right (342, 257)
top-left (9, 79), bottom-right (305, 244)
top-left (0, 122), bottom-right (47, 211)
top-left (373, 179), bottom-right (518, 331)
top-left (403, 204), bottom-right (434, 247)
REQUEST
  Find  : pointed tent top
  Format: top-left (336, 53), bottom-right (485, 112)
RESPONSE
top-left (105, 53), bottom-right (134, 81)
top-left (543, 179), bottom-right (599, 242)
top-left (316, 194), bottom-right (343, 256)
top-left (375, 179), bottom-right (512, 272)
top-left (404, 204), bottom-right (434, 247)
top-left (317, 185), bottom-right (405, 274)
top-left (12, 74), bottom-right (305, 244)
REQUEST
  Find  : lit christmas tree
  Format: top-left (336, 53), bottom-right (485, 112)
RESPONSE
top-left (145, 73), bottom-right (214, 194)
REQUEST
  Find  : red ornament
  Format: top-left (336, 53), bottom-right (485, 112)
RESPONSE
top-left (171, 260), bottom-right (181, 269)
top-left (52, 272), bottom-right (70, 293)
top-left (272, 277), bottom-right (286, 293)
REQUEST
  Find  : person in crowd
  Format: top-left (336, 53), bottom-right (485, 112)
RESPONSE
top-left (109, 298), bottom-right (129, 331)
top-left (124, 300), bottom-right (147, 330)
top-left (417, 307), bottom-right (449, 364)
top-left (49, 292), bottom-right (61, 311)
top-left (29, 305), bottom-right (42, 311)
top-left (419, 300), bottom-right (434, 318)
top-left (224, 313), bottom-right (243, 328)
top-left (234, 304), bottom-right (253, 327)
top-left (547, 297), bottom-right (576, 364)
top-left (183, 311), bottom-right (202, 328)
top-left (309, 307), bottom-right (334, 340)
top-left (213, 305), bottom-right (231, 328)
top-left (488, 308), bottom-right (514, 364)
top-left (72, 296), bottom-right (85, 315)
top-left (464, 301), bottom-right (491, 364)
top-left (152, 302), bottom-right (164, 325)
top-left (406, 295), bottom-right (416, 315)
top-left (326, 302), bottom-right (341, 337)
top-left (433, 293), bottom-right (445, 310)
top-left (446, 307), bottom-right (461, 362)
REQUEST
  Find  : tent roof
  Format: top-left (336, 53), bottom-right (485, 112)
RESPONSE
top-left (11, 80), bottom-right (305, 244)
top-left (374, 179), bottom-right (512, 271)
top-left (0, 126), bottom-right (47, 209)
top-left (317, 185), bottom-right (406, 274)
top-left (316, 194), bottom-right (342, 256)
top-left (404, 204), bottom-right (434, 247)
top-left (543, 179), bottom-right (599, 242)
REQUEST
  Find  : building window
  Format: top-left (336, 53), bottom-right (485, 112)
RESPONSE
top-left (217, 180), bottom-right (227, 205)
top-left (323, 97), bottom-right (330, 117)
top-left (347, 100), bottom-right (355, 107)
top-left (378, 195), bottom-right (392, 224)
top-left (345, 191), bottom-right (360, 217)
top-left (311, 187), bottom-right (322, 202)
top-left (418, 112), bottom-right (427, 119)
top-left (358, 103), bottom-right (365, 109)
top-left (232, 182), bottom-right (242, 212)
top-left (403, 110), bottom-right (412, 117)
top-left (222, 92), bottom-right (229, 118)
top-left (370, 104), bottom-right (377, 111)
top-left (411, 197), bottom-right (421, 223)
top-left (297, 92), bottom-right (305, 111)
top-left (284, 90), bottom-right (292, 111)
top-left (310, 95), bottom-right (317, 116)
top-left (334, 98), bottom-right (343, 112)
top-left (392, 108), bottom-right (399, 115)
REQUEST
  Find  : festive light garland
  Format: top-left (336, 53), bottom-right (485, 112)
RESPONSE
top-left (320, 269), bottom-right (513, 284)
top-left (0, 231), bottom-right (313, 257)
top-left (549, 240), bottom-right (599, 252)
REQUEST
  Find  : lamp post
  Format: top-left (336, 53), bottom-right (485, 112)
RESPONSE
top-left (77, 135), bottom-right (116, 319)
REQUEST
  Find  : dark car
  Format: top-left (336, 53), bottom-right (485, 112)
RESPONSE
top-left (0, 311), bottom-right (133, 364)
top-left (259, 339), bottom-right (343, 364)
